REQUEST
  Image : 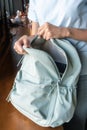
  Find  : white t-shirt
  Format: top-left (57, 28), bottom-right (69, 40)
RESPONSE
top-left (28, 0), bottom-right (87, 75)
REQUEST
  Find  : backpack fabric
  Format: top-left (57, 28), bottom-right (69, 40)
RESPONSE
top-left (7, 36), bottom-right (81, 128)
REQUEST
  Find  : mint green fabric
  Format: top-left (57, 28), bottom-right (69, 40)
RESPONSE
top-left (7, 36), bottom-right (81, 127)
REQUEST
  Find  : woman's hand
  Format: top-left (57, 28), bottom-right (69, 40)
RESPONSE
top-left (14, 35), bottom-right (34, 55)
top-left (37, 22), bottom-right (70, 40)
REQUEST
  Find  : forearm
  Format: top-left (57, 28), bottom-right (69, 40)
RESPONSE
top-left (31, 21), bottom-right (39, 35)
top-left (66, 28), bottom-right (87, 42)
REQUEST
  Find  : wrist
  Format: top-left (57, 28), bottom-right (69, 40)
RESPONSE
top-left (58, 27), bottom-right (71, 38)
top-left (64, 27), bottom-right (71, 38)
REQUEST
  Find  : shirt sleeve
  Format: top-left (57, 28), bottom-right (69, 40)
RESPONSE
top-left (28, 0), bottom-right (38, 22)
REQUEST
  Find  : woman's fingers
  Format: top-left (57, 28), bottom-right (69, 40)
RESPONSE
top-left (38, 23), bottom-right (54, 40)
top-left (14, 35), bottom-right (30, 55)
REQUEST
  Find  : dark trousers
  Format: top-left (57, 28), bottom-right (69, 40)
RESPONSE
top-left (64, 75), bottom-right (87, 130)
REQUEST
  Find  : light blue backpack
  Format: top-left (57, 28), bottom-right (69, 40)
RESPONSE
top-left (7, 36), bottom-right (81, 127)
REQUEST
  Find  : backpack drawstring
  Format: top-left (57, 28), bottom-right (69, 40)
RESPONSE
top-left (17, 55), bottom-right (25, 67)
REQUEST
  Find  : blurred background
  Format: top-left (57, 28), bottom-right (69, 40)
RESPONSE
top-left (0, 0), bottom-right (30, 71)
